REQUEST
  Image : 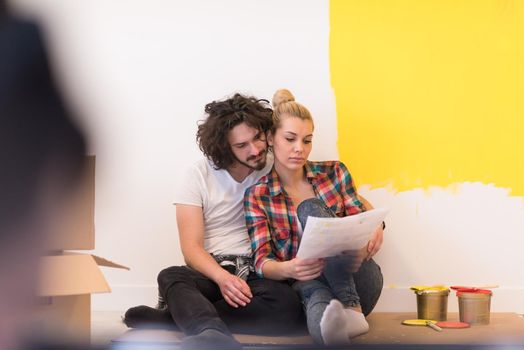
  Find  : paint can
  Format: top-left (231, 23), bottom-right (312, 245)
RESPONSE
top-left (415, 288), bottom-right (449, 321)
top-left (457, 289), bottom-right (492, 325)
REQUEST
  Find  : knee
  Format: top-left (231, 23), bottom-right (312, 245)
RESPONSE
top-left (296, 198), bottom-right (334, 228)
top-left (358, 259), bottom-right (383, 287)
top-left (157, 265), bottom-right (187, 289)
top-left (157, 266), bottom-right (172, 287)
top-left (354, 259), bottom-right (383, 316)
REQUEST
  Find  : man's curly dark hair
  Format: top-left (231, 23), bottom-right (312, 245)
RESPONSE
top-left (197, 93), bottom-right (273, 170)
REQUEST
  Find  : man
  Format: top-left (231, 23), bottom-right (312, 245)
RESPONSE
top-left (127, 94), bottom-right (304, 349)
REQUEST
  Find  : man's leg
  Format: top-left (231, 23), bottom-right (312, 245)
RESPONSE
top-left (158, 265), bottom-right (243, 349)
top-left (126, 272), bottom-right (304, 335)
top-left (353, 258), bottom-right (383, 316)
top-left (214, 275), bottom-right (304, 335)
top-left (157, 265), bottom-right (230, 336)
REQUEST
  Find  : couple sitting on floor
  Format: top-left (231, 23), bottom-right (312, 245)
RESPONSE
top-left (124, 89), bottom-right (385, 349)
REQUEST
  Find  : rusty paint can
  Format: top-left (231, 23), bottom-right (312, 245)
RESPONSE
top-left (457, 290), bottom-right (492, 325)
top-left (416, 288), bottom-right (449, 321)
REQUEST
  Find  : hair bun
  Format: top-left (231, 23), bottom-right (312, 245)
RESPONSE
top-left (272, 89), bottom-right (295, 107)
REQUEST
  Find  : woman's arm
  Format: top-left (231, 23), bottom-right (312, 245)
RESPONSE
top-left (262, 258), bottom-right (324, 281)
top-left (358, 195), bottom-right (384, 260)
top-left (244, 188), bottom-right (324, 280)
top-left (336, 162), bottom-right (384, 260)
top-left (357, 194), bottom-right (373, 210)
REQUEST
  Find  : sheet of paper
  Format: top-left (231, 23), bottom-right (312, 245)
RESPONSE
top-left (296, 208), bottom-right (389, 259)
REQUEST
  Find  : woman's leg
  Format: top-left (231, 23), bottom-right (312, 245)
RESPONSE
top-left (296, 197), bottom-right (336, 224)
top-left (297, 198), bottom-right (361, 308)
top-left (292, 278), bottom-right (334, 344)
top-left (297, 197), bottom-right (384, 316)
top-left (296, 198), bottom-right (370, 340)
top-left (323, 255), bottom-right (360, 308)
top-left (354, 258), bottom-right (383, 316)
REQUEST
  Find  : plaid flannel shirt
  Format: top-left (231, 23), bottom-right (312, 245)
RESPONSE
top-left (243, 160), bottom-right (364, 277)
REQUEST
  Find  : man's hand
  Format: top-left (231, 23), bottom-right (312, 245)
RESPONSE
top-left (216, 272), bottom-right (253, 308)
top-left (366, 224), bottom-right (384, 260)
top-left (285, 257), bottom-right (325, 281)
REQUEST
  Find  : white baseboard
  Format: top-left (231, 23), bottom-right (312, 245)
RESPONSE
top-left (92, 284), bottom-right (158, 312)
top-left (92, 285), bottom-right (524, 314)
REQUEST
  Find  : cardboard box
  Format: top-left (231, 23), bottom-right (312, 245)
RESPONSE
top-left (33, 156), bottom-right (129, 343)
top-left (45, 155), bottom-right (96, 251)
top-left (36, 252), bottom-right (129, 342)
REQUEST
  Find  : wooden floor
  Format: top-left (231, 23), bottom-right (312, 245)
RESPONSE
top-left (355, 312), bottom-right (524, 345)
top-left (94, 311), bottom-right (524, 348)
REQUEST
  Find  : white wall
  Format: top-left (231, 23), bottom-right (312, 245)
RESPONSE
top-left (360, 184), bottom-right (524, 313)
top-left (10, 0), bottom-right (339, 311)
top-left (10, 0), bottom-right (524, 314)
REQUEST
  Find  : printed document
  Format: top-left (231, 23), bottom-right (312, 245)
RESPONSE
top-left (296, 208), bottom-right (389, 259)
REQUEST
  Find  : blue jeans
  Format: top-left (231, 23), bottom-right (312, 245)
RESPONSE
top-left (292, 257), bottom-right (360, 343)
top-left (292, 198), bottom-right (382, 343)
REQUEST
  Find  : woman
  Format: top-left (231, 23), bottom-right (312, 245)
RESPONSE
top-left (244, 89), bottom-right (384, 344)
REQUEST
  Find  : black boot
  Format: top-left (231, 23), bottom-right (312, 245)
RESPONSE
top-left (123, 305), bottom-right (176, 329)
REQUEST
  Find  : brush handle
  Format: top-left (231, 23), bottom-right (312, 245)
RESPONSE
top-left (479, 285), bottom-right (499, 289)
top-left (451, 285), bottom-right (499, 291)
top-left (426, 322), bottom-right (442, 332)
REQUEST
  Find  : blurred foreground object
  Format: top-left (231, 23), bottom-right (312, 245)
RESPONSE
top-left (1, 7), bottom-right (88, 349)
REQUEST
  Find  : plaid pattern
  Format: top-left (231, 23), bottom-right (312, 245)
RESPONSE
top-left (244, 161), bottom-right (364, 277)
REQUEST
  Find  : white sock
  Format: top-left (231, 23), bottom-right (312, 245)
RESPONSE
top-left (343, 308), bottom-right (369, 338)
top-left (320, 299), bottom-right (351, 345)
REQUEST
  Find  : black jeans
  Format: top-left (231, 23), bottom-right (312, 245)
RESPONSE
top-left (157, 265), bottom-right (304, 336)
top-left (156, 262), bottom-right (382, 337)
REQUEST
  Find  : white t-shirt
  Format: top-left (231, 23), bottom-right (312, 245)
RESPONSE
top-left (174, 155), bottom-right (273, 256)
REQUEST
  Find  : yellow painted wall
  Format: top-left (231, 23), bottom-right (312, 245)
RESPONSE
top-left (330, 0), bottom-right (524, 195)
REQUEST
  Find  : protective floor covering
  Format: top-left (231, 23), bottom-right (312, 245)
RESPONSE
top-left (110, 313), bottom-right (524, 347)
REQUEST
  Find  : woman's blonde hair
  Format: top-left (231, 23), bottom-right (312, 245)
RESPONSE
top-left (271, 89), bottom-right (314, 132)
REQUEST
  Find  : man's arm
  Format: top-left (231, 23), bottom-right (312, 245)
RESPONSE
top-left (176, 204), bottom-right (253, 308)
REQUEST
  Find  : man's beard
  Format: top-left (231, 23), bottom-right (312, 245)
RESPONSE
top-left (235, 149), bottom-right (267, 171)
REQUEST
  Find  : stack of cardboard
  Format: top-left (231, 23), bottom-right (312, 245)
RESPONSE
top-left (35, 156), bottom-right (128, 343)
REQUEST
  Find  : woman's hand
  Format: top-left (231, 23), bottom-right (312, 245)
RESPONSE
top-left (366, 224), bottom-right (384, 260)
top-left (216, 271), bottom-right (253, 308)
top-left (356, 195), bottom-right (384, 261)
top-left (285, 257), bottom-right (325, 281)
